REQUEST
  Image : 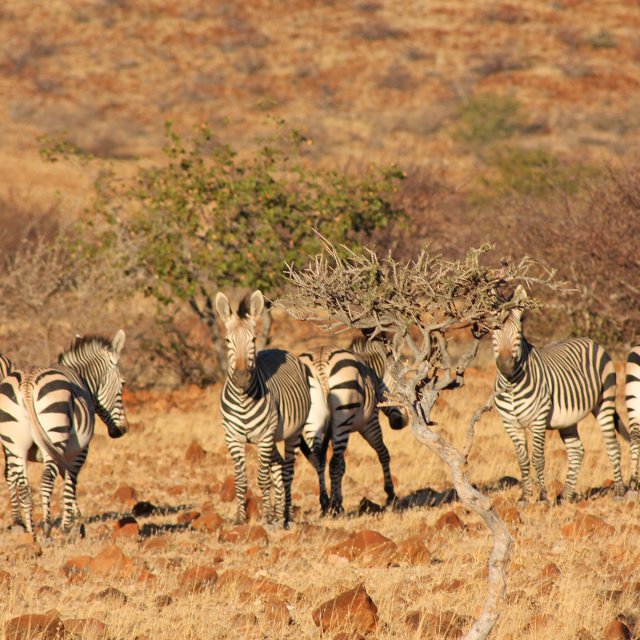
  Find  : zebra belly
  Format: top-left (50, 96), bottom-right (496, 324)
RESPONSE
top-left (547, 403), bottom-right (592, 429)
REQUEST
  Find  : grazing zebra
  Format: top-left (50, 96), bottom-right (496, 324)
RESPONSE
top-left (216, 290), bottom-right (312, 528)
top-left (300, 339), bottom-right (403, 515)
top-left (493, 286), bottom-right (627, 505)
top-left (0, 353), bottom-right (13, 380)
top-left (0, 331), bottom-right (128, 537)
top-left (626, 345), bottom-right (640, 490)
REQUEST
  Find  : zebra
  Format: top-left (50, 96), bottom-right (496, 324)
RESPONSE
top-left (216, 290), bottom-right (312, 528)
top-left (0, 353), bottom-right (13, 380)
top-left (0, 331), bottom-right (128, 537)
top-left (492, 285), bottom-right (627, 505)
top-left (299, 338), bottom-right (405, 515)
top-left (626, 345), bottom-right (640, 490)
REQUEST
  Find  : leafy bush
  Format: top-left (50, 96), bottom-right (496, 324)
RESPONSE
top-left (453, 93), bottom-right (525, 148)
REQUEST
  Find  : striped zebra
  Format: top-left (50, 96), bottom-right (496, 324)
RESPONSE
top-left (0, 331), bottom-right (128, 537)
top-left (493, 286), bottom-right (627, 505)
top-left (300, 339), bottom-right (405, 515)
top-left (216, 290), bottom-right (312, 528)
top-left (0, 353), bottom-right (14, 380)
top-left (626, 345), bottom-right (640, 490)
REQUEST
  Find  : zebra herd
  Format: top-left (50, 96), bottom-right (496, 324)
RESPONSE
top-left (1, 286), bottom-right (640, 536)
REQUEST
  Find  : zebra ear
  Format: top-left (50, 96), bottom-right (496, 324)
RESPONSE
top-left (215, 292), bottom-right (233, 323)
top-left (512, 284), bottom-right (528, 304)
top-left (248, 290), bottom-right (264, 320)
top-left (111, 330), bottom-right (126, 362)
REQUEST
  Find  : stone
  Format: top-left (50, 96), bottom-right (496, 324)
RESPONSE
top-left (603, 619), bottom-right (632, 640)
top-left (191, 511), bottom-right (224, 533)
top-left (91, 587), bottom-right (128, 605)
top-left (60, 556), bottom-right (92, 581)
top-left (420, 610), bottom-right (469, 639)
top-left (177, 510), bottom-right (201, 525)
top-left (113, 484), bottom-right (137, 503)
top-left (218, 524), bottom-right (268, 544)
top-left (178, 566), bottom-right (219, 593)
top-left (88, 545), bottom-right (133, 577)
top-left (112, 521), bottom-right (140, 542)
top-left (62, 618), bottom-right (108, 640)
top-left (185, 440), bottom-right (207, 463)
top-left (4, 612), bottom-right (66, 640)
top-left (312, 583), bottom-right (378, 633)
top-left (332, 633), bottom-right (366, 640)
top-left (220, 476), bottom-right (236, 502)
top-left (263, 596), bottom-right (293, 627)
top-left (561, 513), bottom-right (615, 539)
top-left (0, 569), bottom-right (12, 586)
top-left (154, 594), bottom-right (173, 608)
top-left (325, 530), bottom-right (394, 562)
top-left (396, 536), bottom-right (431, 565)
top-left (540, 562), bottom-right (561, 579)
top-left (434, 511), bottom-right (465, 531)
top-left (355, 541), bottom-right (399, 568)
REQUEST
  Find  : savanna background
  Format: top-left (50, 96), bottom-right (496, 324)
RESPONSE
top-left (1, 1), bottom-right (640, 638)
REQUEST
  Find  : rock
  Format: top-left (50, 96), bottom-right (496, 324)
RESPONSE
top-left (575, 628), bottom-right (595, 640)
top-left (88, 545), bottom-right (133, 577)
top-left (332, 633), bottom-right (366, 640)
top-left (91, 587), bottom-right (128, 605)
top-left (113, 484), bottom-right (137, 503)
top-left (246, 495), bottom-right (261, 521)
top-left (177, 510), bottom-right (201, 525)
top-left (60, 556), bottom-right (92, 581)
top-left (112, 518), bottom-right (140, 542)
top-left (191, 511), bottom-right (224, 533)
top-left (420, 610), bottom-right (469, 638)
top-left (4, 612), bottom-right (65, 640)
top-left (62, 618), bottom-right (108, 640)
top-left (142, 537), bottom-right (168, 552)
top-left (312, 583), bottom-right (378, 633)
top-left (434, 511), bottom-right (465, 531)
top-left (230, 613), bottom-right (258, 631)
top-left (0, 570), bottom-right (12, 586)
top-left (178, 567), bottom-right (219, 593)
top-left (355, 541), bottom-right (399, 568)
top-left (263, 596), bottom-right (293, 627)
top-left (154, 594), bottom-right (173, 608)
top-left (603, 619), bottom-right (632, 640)
top-left (325, 530), bottom-right (394, 562)
top-left (185, 440), bottom-right (207, 463)
top-left (561, 513), bottom-right (615, 539)
top-left (396, 536), bottom-right (431, 565)
top-left (218, 524), bottom-right (268, 544)
top-left (216, 570), bottom-right (295, 601)
top-left (540, 562), bottom-right (561, 579)
top-left (220, 476), bottom-right (236, 502)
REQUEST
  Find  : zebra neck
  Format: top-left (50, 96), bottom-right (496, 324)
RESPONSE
top-left (227, 369), bottom-right (261, 396)
top-left (498, 340), bottom-right (532, 387)
top-left (56, 363), bottom-right (98, 397)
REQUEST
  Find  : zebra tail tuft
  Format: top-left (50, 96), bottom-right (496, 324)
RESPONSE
top-left (614, 411), bottom-right (631, 442)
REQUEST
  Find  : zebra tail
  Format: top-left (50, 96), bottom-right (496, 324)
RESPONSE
top-left (614, 411), bottom-right (631, 442)
top-left (22, 380), bottom-right (69, 472)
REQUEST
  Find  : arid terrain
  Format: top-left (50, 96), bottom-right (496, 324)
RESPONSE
top-left (1, 1), bottom-right (640, 639)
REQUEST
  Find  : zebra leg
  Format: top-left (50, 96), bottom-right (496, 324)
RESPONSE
top-left (328, 432), bottom-right (349, 515)
top-left (360, 419), bottom-right (395, 507)
top-left (3, 448), bottom-right (25, 530)
top-left (530, 423), bottom-right (549, 503)
top-left (13, 458), bottom-right (34, 535)
top-left (558, 425), bottom-right (584, 503)
top-left (630, 424), bottom-right (640, 492)
top-left (257, 439), bottom-right (275, 524)
top-left (593, 404), bottom-right (625, 498)
top-left (503, 422), bottom-right (532, 505)
top-left (281, 437), bottom-right (298, 528)
top-left (267, 442), bottom-right (286, 526)
top-left (228, 440), bottom-right (249, 524)
top-left (62, 469), bottom-right (82, 534)
top-left (40, 460), bottom-right (59, 537)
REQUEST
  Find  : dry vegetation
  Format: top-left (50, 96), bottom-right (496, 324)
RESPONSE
top-left (1, 0), bottom-right (640, 638)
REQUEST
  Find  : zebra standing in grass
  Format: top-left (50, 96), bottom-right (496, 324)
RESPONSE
top-left (626, 345), bottom-right (640, 490)
top-left (300, 337), bottom-right (406, 515)
top-left (493, 286), bottom-right (627, 505)
top-left (0, 331), bottom-right (128, 537)
top-left (216, 290), bottom-right (313, 528)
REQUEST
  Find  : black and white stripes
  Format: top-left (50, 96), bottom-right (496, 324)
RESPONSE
top-left (492, 286), bottom-right (626, 504)
top-left (626, 345), bottom-right (640, 490)
top-left (0, 331), bottom-right (128, 537)
top-left (216, 290), bottom-right (312, 528)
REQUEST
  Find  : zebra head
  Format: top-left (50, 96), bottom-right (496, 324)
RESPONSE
top-left (492, 285), bottom-right (527, 380)
top-left (60, 330), bottom-right (129, 438)
top-left (216, 290), bottom-right (264, 390)
top-left (95, 330), bottom-right (128, 439)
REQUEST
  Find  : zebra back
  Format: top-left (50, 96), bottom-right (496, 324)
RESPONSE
top-left (349, 337), bottom-right (407, 430)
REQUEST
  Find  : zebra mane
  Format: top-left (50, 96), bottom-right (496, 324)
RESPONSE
top-left (58, 335), bottom-right (113, 366)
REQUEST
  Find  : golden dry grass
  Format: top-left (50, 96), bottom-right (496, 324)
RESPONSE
top-left (1, 330), bottom-right (638, 639)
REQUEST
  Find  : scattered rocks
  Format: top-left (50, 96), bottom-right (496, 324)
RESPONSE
top-left (185, 440), bottom-right (207, 463)
top-left (113, 484), bottom-right (137, 503)
top-left (396, 536), bottom-right (431, 565)
top-left (218, 524), bottom-right (268, 545)
top-left (434, 511), bottom-right (465, 531)
top-left (60, 556), bottom-right (92, 582)
top-left (112, 516), bottom-right (140, 542)
top-left (91, 586), bottom-right (128, 605)
top-left (4, 611), bottom-right (65, 640)
top-left (88, 545), bottom-right (134, 577)
top-left (561, 513), bottom-right (615, 539)
top-left (263, 596), bottom-right (293, 627)
top-left (324, 529), bottom-right (394, 562)
top-left (603, 619), bottom-right (632, 640)
top-left (63, 618), bottom-right (108, 640)
top-left (191, 511), bottom-right (224, 533)
top-left (312, 583), bottom-right (378, 634)
top-left (220, 476), bottom-right (236, 502)
top-left (178, 566), bottom-right (219, 593)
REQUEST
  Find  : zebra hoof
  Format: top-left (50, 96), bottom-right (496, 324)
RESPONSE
top-left (79, 523), bottom-right (86, 538)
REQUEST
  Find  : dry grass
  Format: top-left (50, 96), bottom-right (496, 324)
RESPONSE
top-left (0, 332), bottom-right (638, 639)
